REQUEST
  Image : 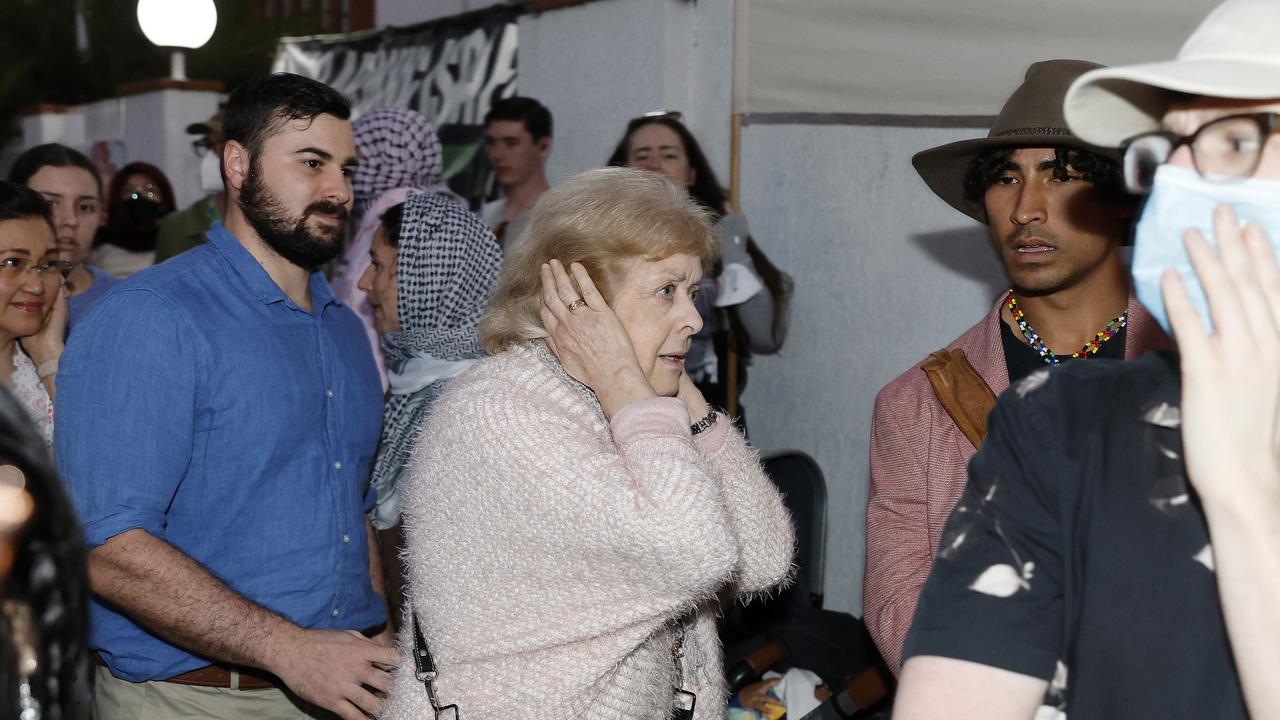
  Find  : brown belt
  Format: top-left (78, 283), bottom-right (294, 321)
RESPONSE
top-left (96, 654), bottom-right (280, 691)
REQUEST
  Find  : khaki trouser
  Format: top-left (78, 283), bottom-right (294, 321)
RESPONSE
top-left (93, 666), bottom-right (338, 720)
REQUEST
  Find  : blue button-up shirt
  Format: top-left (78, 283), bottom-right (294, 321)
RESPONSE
top-left (67, 264), bottom-right (120, 330)
top-left (56, 223), bottom-right (385, 682)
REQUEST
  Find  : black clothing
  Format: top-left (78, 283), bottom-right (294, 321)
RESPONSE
top-left (999, 313), bottom-right (1127, 383)
top-left (903, 352), bottom-right (1246, 719)
top-left (94, 225), bottom-right (159, 253)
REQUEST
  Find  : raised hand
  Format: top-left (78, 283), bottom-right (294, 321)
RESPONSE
top-left (268, 627), bottom-right (400, 720)
top-left (20, 284), bottom-right (67, 371)
top-left (677, 371), bottom-right (711, 427)
top-left (1163, 204), bottom-right (1280, 508)
top-left (1162, 201), bottom-right (1280, 720)
top-left (539, 259), bottom-right (655, 418)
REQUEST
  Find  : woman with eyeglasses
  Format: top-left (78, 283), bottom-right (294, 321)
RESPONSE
top-left (0, 182), bottom-right (69, 447)
top-left (608, 113), bottom-right (791, 427)
top-left (89, 162), bottom-right (177, 279)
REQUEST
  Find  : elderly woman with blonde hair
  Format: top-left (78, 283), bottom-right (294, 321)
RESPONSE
top-left (380, 167), bottom-right (794, 720)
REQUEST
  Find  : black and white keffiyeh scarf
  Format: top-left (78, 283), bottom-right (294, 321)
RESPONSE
top-left (352, 107), bottom-right (450, 216)
top-left (369, 192), bottom-right (502, 529)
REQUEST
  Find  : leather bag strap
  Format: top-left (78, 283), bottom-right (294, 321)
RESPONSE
top-left (920, 349), bottom-right (998, 449)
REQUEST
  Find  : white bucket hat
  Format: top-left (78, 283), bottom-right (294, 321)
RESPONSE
top-left (1064, 0), bottom-right (1280, 148)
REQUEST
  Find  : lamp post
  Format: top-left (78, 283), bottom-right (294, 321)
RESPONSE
top-left (136, 0), bottom-right (218, 81)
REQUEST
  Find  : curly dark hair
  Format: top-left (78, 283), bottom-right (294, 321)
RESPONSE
top-left (963, 146), bottom-right (1129, 210)
top-left (0, 385), bottom-right (91, 720)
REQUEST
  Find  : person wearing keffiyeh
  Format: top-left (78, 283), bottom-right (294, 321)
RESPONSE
top-left (335, 107), bottom-right (463, 388)
top-left (357, 190), bottom-right (502, 624)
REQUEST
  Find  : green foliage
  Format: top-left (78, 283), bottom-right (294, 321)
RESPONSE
top-left (0, 0), bottom-right (324, 144)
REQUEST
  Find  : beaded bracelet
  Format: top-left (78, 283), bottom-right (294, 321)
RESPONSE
top-left (690, 411), bottom-right (718, 436)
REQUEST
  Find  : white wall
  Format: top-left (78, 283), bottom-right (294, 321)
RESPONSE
top-left (517, 0), bottom-right (734, 186)
top-left (3, 89), bottom-right (223, 210)
top-left (737, 122), bottom-right (1007, 616)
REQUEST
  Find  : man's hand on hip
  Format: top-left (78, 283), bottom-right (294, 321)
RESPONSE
top-left (268, 627), bottom-right (400, 720)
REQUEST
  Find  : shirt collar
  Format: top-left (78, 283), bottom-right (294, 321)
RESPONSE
top-left (309, 269), bottom-right (341, 311)
top-left (206, 222), bottom-right (342, 312)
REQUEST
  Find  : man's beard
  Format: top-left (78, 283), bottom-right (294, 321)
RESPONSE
top-left (240, 162), bottom-right (349, 271)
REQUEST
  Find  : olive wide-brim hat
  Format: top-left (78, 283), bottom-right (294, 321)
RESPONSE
top-left (913, 59), bottom-right (1122, 224)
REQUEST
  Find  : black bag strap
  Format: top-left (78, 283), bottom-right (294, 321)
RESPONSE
top-left (669, 616), bottom-right (697, 720)
top-left (410, 602), bottom-right (459, 720)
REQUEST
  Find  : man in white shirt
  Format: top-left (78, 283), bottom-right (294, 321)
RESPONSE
top-left (480, 96), bottom-right (552, 248)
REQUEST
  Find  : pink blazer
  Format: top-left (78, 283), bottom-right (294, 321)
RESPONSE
top-left (864, 295), bottom-right (1172, 673)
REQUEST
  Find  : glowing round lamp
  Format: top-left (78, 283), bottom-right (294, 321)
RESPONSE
top-left (136, 0), bottom-right (218, 80)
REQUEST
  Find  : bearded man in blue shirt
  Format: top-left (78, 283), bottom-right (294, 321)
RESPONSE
top-left (56, 73), bottom-right (398, 720)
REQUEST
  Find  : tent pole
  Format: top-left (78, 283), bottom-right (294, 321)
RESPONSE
top-left (726, 112), bottom-right (742, 420)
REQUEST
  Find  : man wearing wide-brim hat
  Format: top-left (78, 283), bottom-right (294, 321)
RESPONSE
top-left (864, 59), bottom-right (1172, 673)
top-left (892, 1), bottom-right (1280, 717)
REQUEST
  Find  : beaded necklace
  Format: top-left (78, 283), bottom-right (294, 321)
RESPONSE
top-left (1005, 290), bottom-right (1127, 365)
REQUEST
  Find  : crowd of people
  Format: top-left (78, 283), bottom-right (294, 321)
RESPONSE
top-left (0, 0), bottom-right (1278, 718)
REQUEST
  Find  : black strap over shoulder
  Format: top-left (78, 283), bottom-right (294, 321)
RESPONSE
top-left (411, 606), bottom-right (459, 719)
top-left (411, 613), bottom-right (434, 676)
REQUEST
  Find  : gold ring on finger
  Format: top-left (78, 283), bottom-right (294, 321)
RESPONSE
top-left (568, 298), bottom-right (587, 312)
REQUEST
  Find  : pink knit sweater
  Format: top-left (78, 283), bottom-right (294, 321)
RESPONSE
top-left (380, 343), bottom-right (795, 719)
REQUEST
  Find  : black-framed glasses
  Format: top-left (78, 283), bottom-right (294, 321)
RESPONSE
top-left (1122, 112), bottom-right (1280, 194)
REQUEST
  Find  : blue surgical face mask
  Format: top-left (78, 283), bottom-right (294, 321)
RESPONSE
top-left (1132, 164), bottom-right (1280, 336)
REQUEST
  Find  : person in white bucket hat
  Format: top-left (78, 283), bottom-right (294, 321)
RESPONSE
top-left (892, 1), bottom-right (1280, 718)
top-left (1063, 0), bottom-right (1280, 148)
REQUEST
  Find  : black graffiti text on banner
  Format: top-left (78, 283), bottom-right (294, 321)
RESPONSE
top-left (273, 7), bottom-right (519, 127)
